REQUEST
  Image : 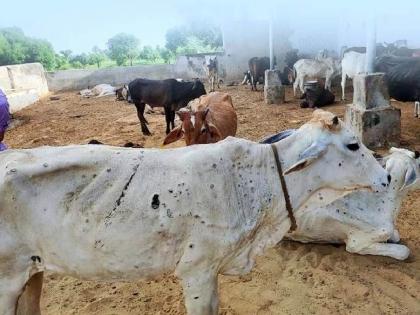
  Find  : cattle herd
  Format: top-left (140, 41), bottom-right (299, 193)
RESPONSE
top-left (1, 44), bottom-right (420, 315)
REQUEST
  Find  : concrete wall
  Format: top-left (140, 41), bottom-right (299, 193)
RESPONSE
top-left (46, 53), bottom-right (223, 92)
top-left (46, 64), bottom-right (175, 92)
top-left (0, 63), bottom-right (49, 113)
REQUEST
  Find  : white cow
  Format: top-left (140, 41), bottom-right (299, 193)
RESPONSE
top-left (341, 51), bottom-right (366, 100)
top-left (80, 84), bottom-right (116, 98)
top-left (287, 148), bottom-right (419, 260)
top-left (293, 57), bottom-right (341, 96)
top-left (1, 110), bottom-right (389, 315)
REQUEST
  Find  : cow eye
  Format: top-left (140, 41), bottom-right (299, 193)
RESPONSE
top-left (346, 143), bottom-right (360, 151)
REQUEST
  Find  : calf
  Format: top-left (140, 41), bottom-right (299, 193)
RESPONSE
top-left (300, 83), bottom-right (335, 108)
top-left (163, 92), bottom-right (237, 146)
top-left (206, 57), bottom-right (220, 92)
top-left (122, 78), bottom-right (206, 135)
top-left (1, 110), bottom-right (389, 315)
top-left (293, 57), bottom-right (340, 96)
top-left (115, 86), bottom-right (126, 101)
top-left (286, 147), bottom-right (419, 260)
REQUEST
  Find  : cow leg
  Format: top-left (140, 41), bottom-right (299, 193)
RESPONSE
top-left (179, 271), bottom-right (218, 315)
top-left (349, 243), bottom-right (410, 260)
top-left (134, 102), bottom-right (151, 136)
top-left (164, 107), bottom-right (176, 134)
top-left (346, 232), bottom-right (410, 260)
top-left (293, 77), bottom-right (299, 96)
top-left (415, 101), bottom-right (419, 118)
top-left (217, 75), bottom-right (220, 88)
top-left (325, 76), bottom-right (332, 91)
top-left (0, 274), bottom-right (30, 315)
top-left (341, 74), bottom-right (346, 101)
top-left (170, 110), bottom-right (176, 131)
top-left (299, 77), bottom-right (305, 94)
top-left (16, 272), bottom-right (43, 315)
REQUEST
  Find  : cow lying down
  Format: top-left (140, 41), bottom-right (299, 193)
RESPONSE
top-left (1, 110), bottom-right (390, 315)
top-left (262, 133), bottom-right (419, 260)
top-left (163, 92), bottom-right (237, 146)
top-left (80, 84), bottom-right (116, 98)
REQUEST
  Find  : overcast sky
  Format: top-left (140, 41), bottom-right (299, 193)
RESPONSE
top-left (2, 0), bottom-right (420, 54)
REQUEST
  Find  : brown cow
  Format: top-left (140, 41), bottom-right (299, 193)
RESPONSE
top-left (163, 92), bottom-right (237, 146)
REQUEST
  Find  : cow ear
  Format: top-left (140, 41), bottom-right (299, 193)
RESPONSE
top-left (163, 126), bottom-right (184, 145)
top-left (207, 123), bottom-right (222, 140)
top-left (400, 167), bottom-right (417, 191)
top-left (284, 141), bottom-right (329, 175)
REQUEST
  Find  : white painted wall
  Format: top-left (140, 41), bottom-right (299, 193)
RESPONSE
top-left (0, 63), bottom-right (49, 113)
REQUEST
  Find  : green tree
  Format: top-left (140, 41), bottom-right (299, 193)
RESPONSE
top-left (165, 26), bottom-right (188, 53)
top-left (69, 53), bottom-right (89, 68)
top-left (0, 27), bottom-right (57, 70)
top-left (158, 47), bottom-right (174, 63)
top-left (107, 33), bottom-right (139, 66)
top-left (139, 45), bottom-right (160, 63)
top-left (88, 46), bottom-right (106, 68)
top-left (59, 49), bottom-right (72, 61)
top-left (165, 23), bottom-right (222, 55)
top-left (26, 39), bottom-right (56, 70)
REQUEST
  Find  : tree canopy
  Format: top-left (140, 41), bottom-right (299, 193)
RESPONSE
top-left (0, 23), bottom-right (224, 70)
top-left (107, 33), bottom-right (140, 66)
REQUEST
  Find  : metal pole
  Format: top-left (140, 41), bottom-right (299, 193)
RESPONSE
top-left (365, 16), bottom-right (376, 73)
top-left (269, 19), bottom-right (274, 70)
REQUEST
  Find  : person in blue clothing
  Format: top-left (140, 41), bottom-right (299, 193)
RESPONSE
top-left (0, 88), bottom-right (11, 151)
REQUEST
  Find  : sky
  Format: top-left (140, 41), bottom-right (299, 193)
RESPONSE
top-left (2, 0), bottom-right (420, 54)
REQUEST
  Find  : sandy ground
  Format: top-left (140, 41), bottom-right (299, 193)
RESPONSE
top-left (7, 85), bottom-right (420, 315)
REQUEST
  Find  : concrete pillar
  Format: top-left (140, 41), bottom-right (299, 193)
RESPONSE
top-left (345, 73), bottom-right (400, 148)
top-left (264, 70), bottom-right (285, 105)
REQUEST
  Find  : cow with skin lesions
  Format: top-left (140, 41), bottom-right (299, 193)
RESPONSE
top-left (1, 110), bottom-right (390, 315)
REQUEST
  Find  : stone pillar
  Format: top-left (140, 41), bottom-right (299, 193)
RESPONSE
top-left (264, 70), bottom-right (285, 105)
top-left (345, 73), bottom-right (401, 148)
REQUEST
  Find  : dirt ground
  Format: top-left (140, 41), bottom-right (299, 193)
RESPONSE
top-left (7, 85), bottom-right (420, 315)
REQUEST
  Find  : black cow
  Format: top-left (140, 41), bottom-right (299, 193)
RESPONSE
top-left (248, 57), bottom-right (271, 91)
top-left (375, 56), bottom-right (420, 102)
top-left (299, 83), bottom-right (335, 108)
top-left (123, 78), bottom-right (206, 135)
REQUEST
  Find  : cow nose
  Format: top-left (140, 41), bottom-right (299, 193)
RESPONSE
top-left (387, 174), bottom-right (392, 184)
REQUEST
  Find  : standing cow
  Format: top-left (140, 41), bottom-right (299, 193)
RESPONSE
top-left (122, 78), bottom-right (206, 135)
top-left (248, 57), bottom-right (271, 91)
top-left (1, 110), bottom-right (389, 315)
top-left (205, 57), bottom-right (220, 92)
top-left (340, 51), bottom-right (366, 100)
top-left (293, 57), bottom-right (340, 96)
